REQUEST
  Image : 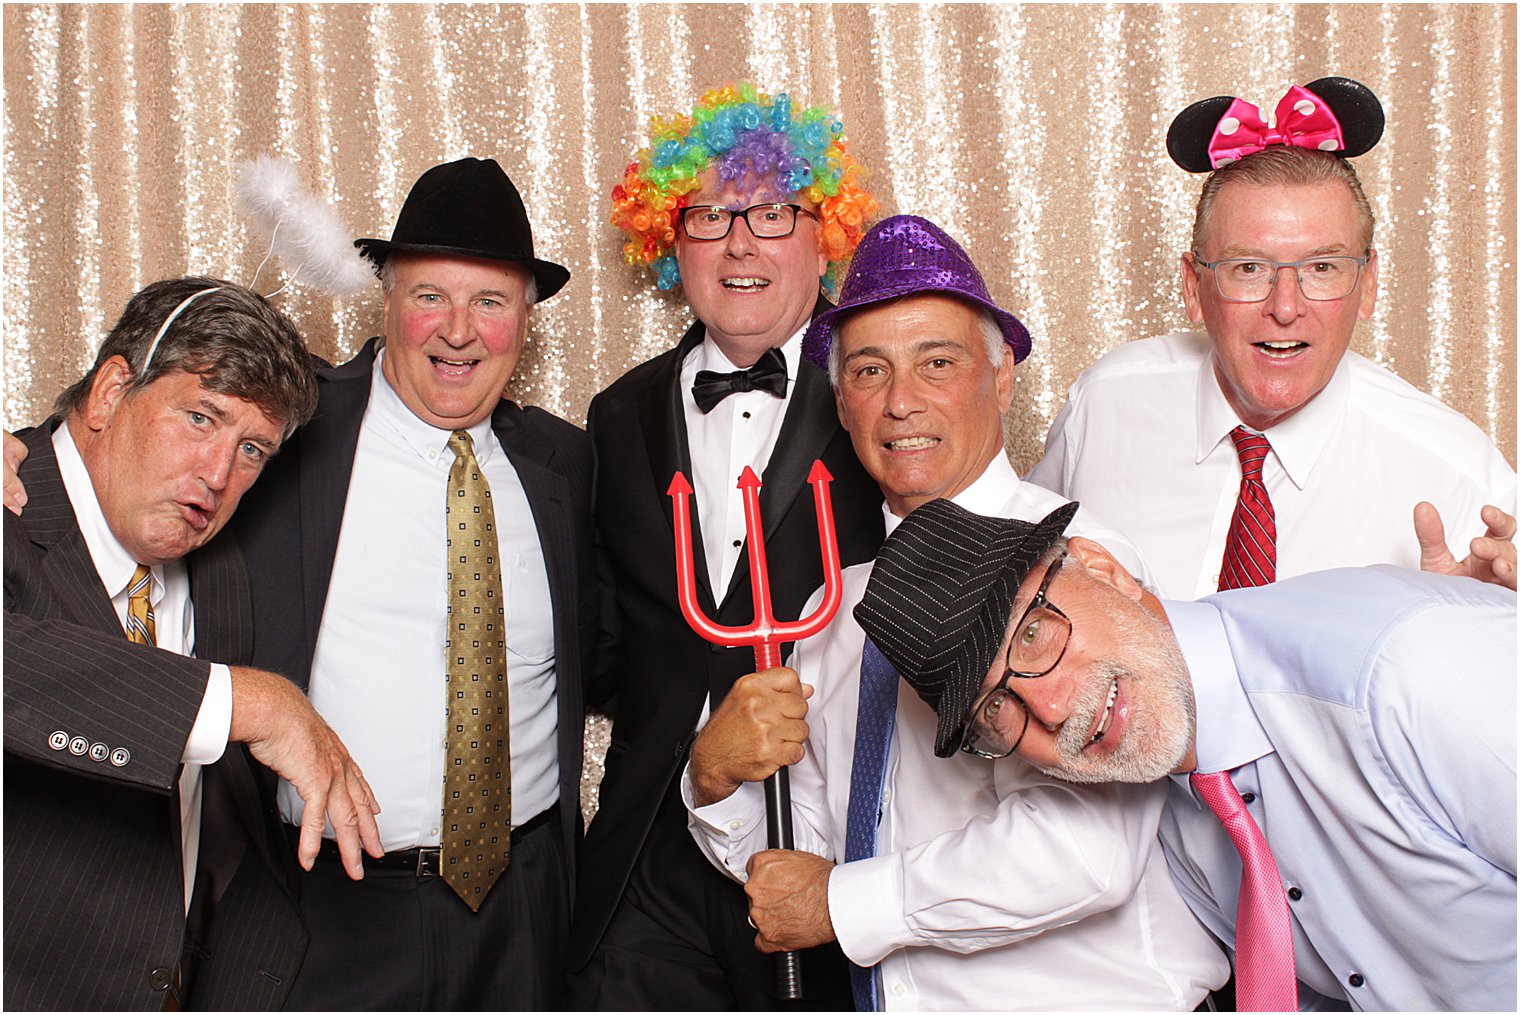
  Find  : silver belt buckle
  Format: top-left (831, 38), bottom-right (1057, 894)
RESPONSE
top-left (416, 847), bottom-right (441, 877)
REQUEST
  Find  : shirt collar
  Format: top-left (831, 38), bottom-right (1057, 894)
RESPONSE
top-left (52, 420), bottom-right (158, 599)
top-left (370, 348), bottom-right (497, 467)
top-left (883, 452), bottom-right (1020, 537)
top-left (1161, 596), bottom-right (1274, 773)
top-left (1194, 345), bottom-right (1351, 490)
top-left (692, 321), bottom-right (806, 379)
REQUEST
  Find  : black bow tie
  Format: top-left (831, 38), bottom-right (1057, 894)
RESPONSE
top-left (691, 347), bottom-right (789, 414)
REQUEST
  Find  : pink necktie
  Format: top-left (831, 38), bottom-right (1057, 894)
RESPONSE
top-left (1191, 771), bottom-right (1298, 1011)
top-left (1218, 427), bottom-right (1277, 590)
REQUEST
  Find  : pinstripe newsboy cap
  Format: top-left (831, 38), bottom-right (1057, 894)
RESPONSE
top-left (854, 499), bottom-right (1079, 758)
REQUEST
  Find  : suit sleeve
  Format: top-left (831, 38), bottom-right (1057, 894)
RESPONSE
top-left (4, 523), bottom-right (208, 793)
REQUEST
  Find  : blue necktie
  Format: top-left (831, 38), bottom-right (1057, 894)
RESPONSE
top-left (844, 638), bottom-right (900, 1011)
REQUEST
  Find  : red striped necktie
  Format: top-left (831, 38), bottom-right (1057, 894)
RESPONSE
top-left (1218, 427), bottom-right (1276, 590)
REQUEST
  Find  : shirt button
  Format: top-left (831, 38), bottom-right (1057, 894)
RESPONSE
top-left (1348, 973), bottom-right (1365, 988)
top-left (891, 982), bottom-right (906, 996)
top-left (1212, 573), bottom-right (1221, 586)
top-left (1287, 886), bottom-right (1302, 901)
top-left (742, 411), bottom-right (752, 420)
top-left (729, 820), bottom-right (742, 831)
top-left (430, 827), bottom-right (440, 837)
top-left (732, 539), bottom-right (742, 548)
top-left (1240, 792), bottom-right (1255, 804)
top-left (881, 788), bottom-right (892, 803)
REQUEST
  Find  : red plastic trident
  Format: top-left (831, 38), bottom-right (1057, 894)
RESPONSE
top-left (666, 460), bottom-right (844, 1000)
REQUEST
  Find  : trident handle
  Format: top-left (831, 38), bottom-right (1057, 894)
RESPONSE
top-left (667, 462), bottom-right (843, 1001)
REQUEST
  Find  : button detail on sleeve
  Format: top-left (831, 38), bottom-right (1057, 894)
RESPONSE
top-left (149, 967), bottom-right (173, 991)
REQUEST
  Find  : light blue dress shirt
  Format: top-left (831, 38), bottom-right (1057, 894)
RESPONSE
top-left (1161, 565), bottom-right (1516, 1011)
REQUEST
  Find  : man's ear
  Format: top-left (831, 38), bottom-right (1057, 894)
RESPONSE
top-left (1067, 536), bottom-right (1145, 602)
top-left (79, 356), bottom-right (134, 432)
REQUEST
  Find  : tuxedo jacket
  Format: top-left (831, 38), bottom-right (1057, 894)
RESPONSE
top-left (572, 303), bottom-right (885, 967)
top-left (3, 422), bottom-right (305, 1011)
top-left (232, 338), bottom-right (597, 877)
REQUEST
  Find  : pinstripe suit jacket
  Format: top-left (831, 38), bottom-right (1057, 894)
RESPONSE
top-left (3, 421), bottom-right (305, 1011)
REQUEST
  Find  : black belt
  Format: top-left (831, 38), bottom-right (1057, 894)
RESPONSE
top-left (289, 803), bottom-right (558, 877)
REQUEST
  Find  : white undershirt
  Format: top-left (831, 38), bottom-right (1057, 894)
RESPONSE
top-left (278, 351), bottom-right (559, 852)
top-left (679, 325), bottom-right (807, 598)
top-left (53, 421), bottom-right (232, 912)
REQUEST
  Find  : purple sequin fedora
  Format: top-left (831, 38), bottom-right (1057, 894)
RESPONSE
top-left (801, 214), bottom-right (1032, 369)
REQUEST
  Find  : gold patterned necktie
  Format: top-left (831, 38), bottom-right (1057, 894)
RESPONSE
top-left (125, 564), bottom-right (157, 646)
top-left (442, 430), bottom-right (511, 910)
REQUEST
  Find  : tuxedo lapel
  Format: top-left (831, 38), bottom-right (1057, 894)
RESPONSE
top-left (637, 319), bottom-right (715, 610)
top-left (296, 341), bottom-right (376, 656)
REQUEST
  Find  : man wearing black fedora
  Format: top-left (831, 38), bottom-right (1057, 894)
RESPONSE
top-left (681, 215), bottom-right (1229, 1009)
top-left (229, 156), bottom-right (597, 1009)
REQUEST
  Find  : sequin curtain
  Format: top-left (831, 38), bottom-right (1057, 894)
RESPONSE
top-left (6, 4), bottom-right (1515, 817)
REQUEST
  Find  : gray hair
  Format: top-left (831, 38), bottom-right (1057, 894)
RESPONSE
top-left (55, 276), bottom-right (317, 438)
top-left (827, 299), bottom-right (1007, 388)
top-left (1192, 147), bottom-right (1375, 254)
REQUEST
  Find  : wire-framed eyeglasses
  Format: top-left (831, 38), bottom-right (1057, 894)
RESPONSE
top-left (958, 556), bottom-right (1073, 760)
top-left (1191, 253), bottom-right (1370, 303)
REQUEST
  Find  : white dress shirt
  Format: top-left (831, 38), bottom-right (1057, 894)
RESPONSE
top-left (680, 325), bottom-right (806, 597)
top-left (1027, 331), bottom-right (1518, 599)
top-left (54, 421), bottom-right (232, 910)
top-left (278, 352), bottom-right (559, 851)
top-left (684, 455), bottom-right (1228, 1010)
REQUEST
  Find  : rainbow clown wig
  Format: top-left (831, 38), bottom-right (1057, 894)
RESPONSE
top-left (610, 83), bottom-right (876, 292)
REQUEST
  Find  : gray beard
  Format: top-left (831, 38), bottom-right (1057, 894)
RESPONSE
top-left (1032, 604), bottom-right (1195, 785)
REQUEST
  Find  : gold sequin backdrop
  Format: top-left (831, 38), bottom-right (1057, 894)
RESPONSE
top-left (4, 4), bottom-right (1516, 815)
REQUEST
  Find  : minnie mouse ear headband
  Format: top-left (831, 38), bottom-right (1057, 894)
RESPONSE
top-left (1166, 76), bottom-right (1385, 173)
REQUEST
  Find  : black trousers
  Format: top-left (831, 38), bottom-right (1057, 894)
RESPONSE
top-left (282, 807), bottom-right (567, 1011)
top-left (568, 781), bottom-right (851, 1011)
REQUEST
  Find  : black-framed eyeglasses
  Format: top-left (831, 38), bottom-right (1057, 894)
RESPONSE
top-left (679, 203), bottom-right (819, 241)
top-left (958, 556), bottom-right (1073, 760)
top-left (1191, 252), bottom-right (1370, 303)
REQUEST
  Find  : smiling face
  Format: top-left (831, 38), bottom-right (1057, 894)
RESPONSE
top-left (833, 294), bottom-right (1013, 517)
top-left (380, 252), bottom-right (533, 430)
top-left (674, 168), bottom-right (828, 368)
top-left (972, 539), bottom-right (1196, 784)
top-left (74, 359), bottom-right (284, 565)
top-left (1181, 180), bottom-right (1378, 431)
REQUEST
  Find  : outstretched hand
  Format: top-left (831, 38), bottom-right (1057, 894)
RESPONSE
top-left (228, 666), bottom-right (383, 878)
top-left (689, 667), bottom-right (812, 807)
top-left (1415, 501), bottom-right (1517, 591)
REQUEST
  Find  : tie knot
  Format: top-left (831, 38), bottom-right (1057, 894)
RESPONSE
top-left (1191, 770), bottom-right (1247, 821)
top-left (127, 563), bottom-right (153, 598)
top-left (1229, 426), bottom-right (1272, 480)
top-left (448, 430), bottom-right (476, 461)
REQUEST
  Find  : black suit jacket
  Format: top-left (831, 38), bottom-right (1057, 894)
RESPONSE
top-left (3, 422), bottom-right (305, 1011)
top-left (573, 300), bottom-right (884, 967)
top-left (232, 338), bottom-right (596, 876)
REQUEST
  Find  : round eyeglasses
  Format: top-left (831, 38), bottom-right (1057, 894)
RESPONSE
top-left (958, 556), bottom-right (1073, 760)
top-left (679, 203), bottom-right (818, 242)
top-left (1191, 253), bottom-right (1369, 303)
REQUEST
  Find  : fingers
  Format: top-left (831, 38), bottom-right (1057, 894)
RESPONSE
top-left (296, 795), bottom-right (327, 872)
top-left (1470, 535), bottom-right (1519, 591)
top-left (4, 430), bottom-right (28, 515)
top-left (1413, 501), bottom-right (1455, 572)
top-left (1480, 504), bottom-right (1518, 542)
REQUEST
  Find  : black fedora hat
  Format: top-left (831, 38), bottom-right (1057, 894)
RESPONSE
top-left (355, 157), bottom-right (570, 301)
top-left (854, 499), bottom-right (1078, 758)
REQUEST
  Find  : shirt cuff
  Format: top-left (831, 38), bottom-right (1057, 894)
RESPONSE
top-left (682, 764), bottom-right (768, 840)
top-left (828, 853), bottom-right (910, 967)
top-left (182, 663), bottom-right (231, 765)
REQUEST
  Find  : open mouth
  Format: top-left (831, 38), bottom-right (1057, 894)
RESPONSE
top-left (884, 436), bottom-right (939, 451)
top-left (1253, 340), bottom-right (1308, 358)
top-left (721, 277), bottom-right (770, 291)
top-left (1087, 678), bottom-right (1119, 748)
top-left (430, 356), bottom-right (479, 374)
top-left (179, 501), bottom-right (212, 530)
